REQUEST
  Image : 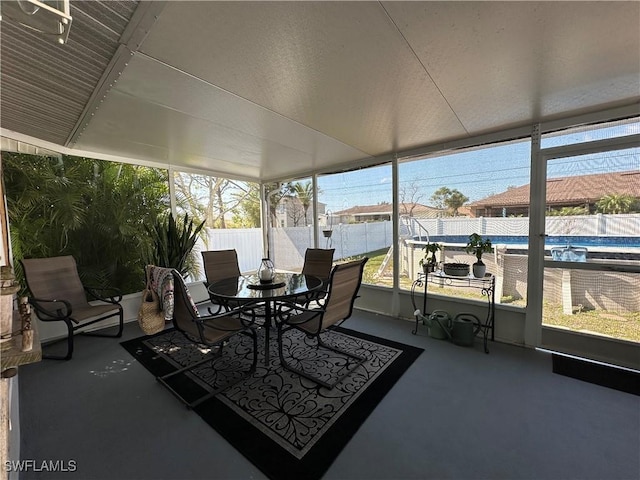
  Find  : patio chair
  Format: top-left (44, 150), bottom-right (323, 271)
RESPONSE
top-left (157, 270), bottom-right (258, 408)
top-left (202, 249), bottom-right (241, 313)
top-left (298, 248), bottom-right (335, 306)
top-left (276, 257), bottom-right (368, 389)
top-left (20, 255), bottom-right (123, 360)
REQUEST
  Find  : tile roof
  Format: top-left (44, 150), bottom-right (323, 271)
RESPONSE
top-left (468, 170), bottom-right (640, 207)
top-left (334, 202), bottom-right (442, 215)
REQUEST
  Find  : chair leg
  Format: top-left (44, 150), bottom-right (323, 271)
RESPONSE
top-left (116, 309), bottom-right (124, 337)
top-left (188, 330), bottom-right (258, 409)
top-left (157, 328), bottom-right (259, 409)
top-left (43, 320), bottom-right (74, 360)
top-left (158, 347), bottom-right (223, 380)
top-left (82, 308), bottom-right (124, 338)
top-left (277, 325), bottom-right (366, 389)
top-left (243, 328), bottom-right (259, 374)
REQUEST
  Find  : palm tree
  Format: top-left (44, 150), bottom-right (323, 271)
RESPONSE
top-left (266, 182), bottom-right (294, 227)
top-left (4, 153), bottom-right (169, 293)
top-left (292, 181), bottom-right (314, 225)
top-left (596, 194), bottom-right (636, 214)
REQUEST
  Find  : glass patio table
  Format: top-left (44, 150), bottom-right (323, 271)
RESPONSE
top-left (207, 272), bottom-right (323, 366)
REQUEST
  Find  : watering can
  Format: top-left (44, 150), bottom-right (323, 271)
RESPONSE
top-left (450, 313), bottom-right (478, 346)
top-left (423, 310), bottom-right (451, 340)
top-left (415, 309), bottom-right (478, 346)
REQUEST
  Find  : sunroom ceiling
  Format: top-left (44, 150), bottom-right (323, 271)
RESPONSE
top-left (1, 1), bottom-right (639, 182)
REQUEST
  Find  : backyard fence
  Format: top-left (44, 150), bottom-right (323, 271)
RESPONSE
top-left (411, 213), bottom-right (640, 238)
top-left (191, 214), bottom-right (638, 313)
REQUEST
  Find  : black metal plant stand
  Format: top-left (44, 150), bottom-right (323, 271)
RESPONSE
top-left (411, 271), bottom-right (495, 353)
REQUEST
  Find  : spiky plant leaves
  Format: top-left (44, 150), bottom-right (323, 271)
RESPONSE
top-left (146, 212), bottom-right (205, 278)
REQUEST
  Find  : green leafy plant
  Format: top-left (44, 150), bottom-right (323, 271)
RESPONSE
top-left (146, 213), bottom-right (205, 277)
top-left (419, 243), bottom-right (441, 268)
top-left (465, 233), bottom-right (492, 265)
top-left (4, 153), bottom-right (170, 294)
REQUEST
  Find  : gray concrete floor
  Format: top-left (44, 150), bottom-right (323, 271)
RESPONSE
top-left (17, 310), bottom-right (640, 480)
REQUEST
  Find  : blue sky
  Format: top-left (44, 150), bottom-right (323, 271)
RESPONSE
top-left (317, 121), bottom-right (639, 213)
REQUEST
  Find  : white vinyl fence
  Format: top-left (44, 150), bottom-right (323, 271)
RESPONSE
top-left (191, 228), bottom-right (264, 281)
top-left (412, 213), bottom-right (640, 238)
top-left (191, 214), bottom-right (639, 281)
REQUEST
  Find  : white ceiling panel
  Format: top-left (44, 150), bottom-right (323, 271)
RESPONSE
top-left (74, 52), bottom-right (370, 179)
top-left (139, 1), bottom-right (466, 155)
top-left (382, 1), bottom-right (640, 131)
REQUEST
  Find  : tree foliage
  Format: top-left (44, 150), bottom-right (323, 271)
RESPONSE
top-left (173, 173), bottom-right (257, 228)
top-left (547, 206), bottom-right (589, 216)
top-left (292, 181), bottom-right (313, 226)
top-left (266, 182), bottom-right (294, 227)
top-left (399, 178), bottom-right (425, 216)
top-left (430, 187), bottom-right (468, 216)
top-left (3, 152), bottom-right (170, 293)
top-left (596, 194), bottom-right (638, 214)
top-left (232, 183), bottom-right (261, 227)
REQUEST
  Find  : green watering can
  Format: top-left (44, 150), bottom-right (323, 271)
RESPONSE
top-left (423, 310), bottom-right (451, 340)
top-left (418, 310), bottom-right (479, 346)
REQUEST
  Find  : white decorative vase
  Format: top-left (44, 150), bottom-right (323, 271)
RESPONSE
top-left (472, 262), bottom-right (486, 278)
top-left (257, 258), bottom-right (275, 283)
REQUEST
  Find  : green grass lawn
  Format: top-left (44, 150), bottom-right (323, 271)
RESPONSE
top-left (542, 303), bottom-right (640, 342)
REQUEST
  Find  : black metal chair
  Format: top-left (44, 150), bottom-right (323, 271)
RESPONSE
top-left (276, 258), bottom-right (368, 389)
top-left (157, 270), bottom-right (258, 409)
top-left (20, 255), bottom-right (123, 360)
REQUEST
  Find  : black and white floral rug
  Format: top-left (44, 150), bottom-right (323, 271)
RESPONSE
top-left (122, 325), bottom-right (423, 480)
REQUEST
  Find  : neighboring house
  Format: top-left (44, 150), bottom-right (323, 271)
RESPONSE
top-left (466, 170), bottom-right (640, 217)
top-left (332, 202), bottom-right (443, 223)
top-left (276, 197), bottom-right (326, 227)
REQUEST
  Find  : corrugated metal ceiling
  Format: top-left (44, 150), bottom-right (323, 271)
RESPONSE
top-left (0, 1), bottom-right (138, 144)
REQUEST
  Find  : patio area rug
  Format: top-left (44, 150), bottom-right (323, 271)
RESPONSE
top-left (121, 325), bottom-right (423, 480)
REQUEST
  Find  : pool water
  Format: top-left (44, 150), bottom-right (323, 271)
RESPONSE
top-left (418, 235), bottom-right (640, 249)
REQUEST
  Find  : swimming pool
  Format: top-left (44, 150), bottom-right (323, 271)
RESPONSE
top-left (414, 235), bottom-right (640, 250)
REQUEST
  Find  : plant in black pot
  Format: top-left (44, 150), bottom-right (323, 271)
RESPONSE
top-left (419, 243), bottom-right (441, 274)
top-left (465, 233), bottom-right (492, 278)
top-left (146, 212), bottom-right (205, 278)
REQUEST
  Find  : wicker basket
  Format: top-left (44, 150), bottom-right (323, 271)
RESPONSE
top-left (137, 287), bottom-right (165, 335)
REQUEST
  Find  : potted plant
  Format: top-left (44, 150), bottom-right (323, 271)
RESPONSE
top-left (146, 212), bottom-right (205, 278)
top-left (419, 243), bottom-right (441, 274)
top-left (465, 233), bottom-right (492, 278)
top-left (443, 262), bottom-right (470, 277)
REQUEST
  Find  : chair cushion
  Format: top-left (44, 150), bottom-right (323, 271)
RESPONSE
top-left (71, 304), bottom-right (122, 323)
top-left (200, 316), bottom-right (247, 343)
top-left (22, 255), bottom-right (88, 308)
top-left (202, 250), bottom-right (241, 284)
